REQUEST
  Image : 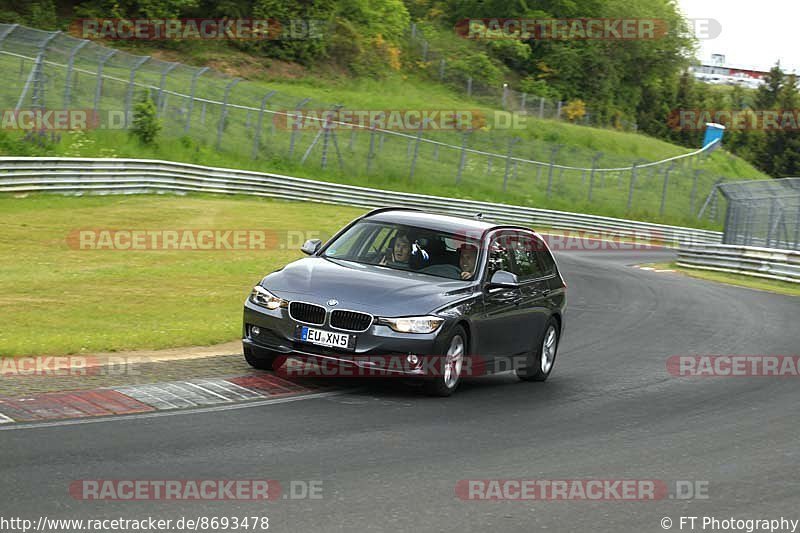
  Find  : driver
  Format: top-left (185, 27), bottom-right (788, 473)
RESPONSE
top-left (380, 232), bottom-right (411, 267)
top-left (458, 243), bottom-right (479, 280)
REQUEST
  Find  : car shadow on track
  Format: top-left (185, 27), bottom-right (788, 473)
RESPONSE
top-left (263, 368), bottom-right (572, 401)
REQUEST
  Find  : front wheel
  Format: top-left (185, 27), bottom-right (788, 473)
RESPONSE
top-left (516, 318), bottom-right (559, 382)
top-left (423, 325), bottom-right (467, 397)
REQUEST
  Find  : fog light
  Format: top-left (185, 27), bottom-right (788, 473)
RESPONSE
top-left (251, 326), bottom-right (261, 337)
top-left (407, 354), bottom-right (419, 366)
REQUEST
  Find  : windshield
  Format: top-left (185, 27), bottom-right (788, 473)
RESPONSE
top-left (322, 221), bottom-right (482, 280)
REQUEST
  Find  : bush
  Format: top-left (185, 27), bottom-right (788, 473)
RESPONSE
top-left (564, 99), bottom-right (587, 122)
top-left (131, 95), bottom-right (161, 146)
top-left (447, 51), bottom-right (504, 87)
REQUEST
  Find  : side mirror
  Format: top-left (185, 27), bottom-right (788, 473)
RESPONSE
top-left (301, 238), bottom-right (322, 255)
top-left (487, 270), bottom-right (519, 289)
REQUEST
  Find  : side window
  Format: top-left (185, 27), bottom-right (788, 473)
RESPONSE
top-left (506, 234), bottom-right (542, 281)
top-left (487, 234), bottom-right (514, 278)
top-left (366, 226), bottom-right (395, 256)
top-left (537, 244), bottom-right (557, 277)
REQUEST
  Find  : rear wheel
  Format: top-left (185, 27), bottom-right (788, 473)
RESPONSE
top-left (516, 318), bottom-right (559, 382)
top-left (243, 344), bottom-right (280, 370)
top-left (424, 325), bottom-right (467, 397)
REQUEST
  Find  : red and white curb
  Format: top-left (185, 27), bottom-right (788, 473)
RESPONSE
top-left (0, 374), bottom-right (323, 424)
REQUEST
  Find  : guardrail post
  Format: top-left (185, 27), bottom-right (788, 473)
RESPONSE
top-left (766, 199), bottom-right (777, 247)
top-left (690, 169), bottom-right (703, 215)
top-left (183, 67), bottom-right (208, 133)
top-left (539, 97), bottom-right (545, 119)
top-left (289, 98), bottom-right (311, 157)
top-left (251, 90), bottom-right (276, 159)
top-left (0, 24), bottom-right (18, 50)
top-left (157, 62), bottom-right (178, 116)
top-left (439, 58), bottom-right (445, 80)
top-left (466, 77), bottom-right (472, 97)
top-left (535, 154), bottom-right (543, 183)
top-left (456, 129), bottom-right (470, 184)
top-left (502, 137), bottom-right (520, 192)
top-left (698, 180), bottom-right (722, 220)
top-left (587, 152), bottom-right (602, 202)
top-left (16, 31), bottom-right (59, 112)
top-left (556, 101), bottom-right (562, 120)
top-left (721, 201), bottom-right (736, 244)
top-left (321, 105), bottom-right (343, 169)
top-left (215, 78), bottom-right (241, 150)
top-left (328, 110), bottom-right (346, 170)
top-left (409, 124), bottom-right (423, 181)
top-left (626, 161), bottom-right (641, 212)
top-left (659, 161), bottom-right (677, 217)
top-left (545, 145), bottom-right (561, 199)
top-left (366, 113), bottom-right (383, 174)
top-left (125, 56), bottom-right (150, 127)
top-left (93, 49), bottom-right (117, 114)
top-left (300, 116), bottom-right (326, 165)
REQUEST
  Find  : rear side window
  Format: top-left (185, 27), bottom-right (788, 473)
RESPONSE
top-left (507, 233), bottom-right (545, 281)
top-left (537, 246), bottom-right (557, 277)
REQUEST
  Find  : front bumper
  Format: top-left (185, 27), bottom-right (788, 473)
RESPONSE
top-left (243, 299), bottom-right (449, 377)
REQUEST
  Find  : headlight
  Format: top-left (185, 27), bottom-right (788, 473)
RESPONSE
top-left (249, 285), bottom-right (287, 310)
top-left (381, 315), bottom-right (444, 334)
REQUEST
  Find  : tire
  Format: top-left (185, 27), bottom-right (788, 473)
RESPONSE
top-left (243, 344), bottom-right (280, 370)
top-left (424, 325), bottom-right (467, 397)
top-left (516, 318), bottom-right (559, 382)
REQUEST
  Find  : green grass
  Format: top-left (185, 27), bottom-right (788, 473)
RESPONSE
top-left (646, 262), bottom-right (800, 297)
top-left (0, 194), bottom-right (363, 356)
top-left (0, 42), bottom-right (769, 231)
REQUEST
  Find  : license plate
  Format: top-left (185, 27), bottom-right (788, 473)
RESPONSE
top-left (297, 326), bottom-right (356, 350)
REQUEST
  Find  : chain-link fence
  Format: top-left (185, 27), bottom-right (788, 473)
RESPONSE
top-left (717, 178), bottom-right (800, 251)
top-left (0, 22), bottom-right (733, 227)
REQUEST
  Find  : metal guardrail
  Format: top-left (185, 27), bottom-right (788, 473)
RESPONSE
top-left (0, 156), bottom-right (723, 245)
top-left (677, 243), bottom-right (800, 283)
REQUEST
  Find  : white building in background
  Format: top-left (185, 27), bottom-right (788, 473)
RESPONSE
top-left (690, 54), bottom-right (768, 89)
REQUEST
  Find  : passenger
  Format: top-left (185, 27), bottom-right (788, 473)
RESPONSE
top-left (458, 243), bottom-right (479, 280)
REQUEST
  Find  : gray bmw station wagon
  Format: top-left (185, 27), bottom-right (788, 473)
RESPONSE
top-left (243, 207), bottom-right (566, 396)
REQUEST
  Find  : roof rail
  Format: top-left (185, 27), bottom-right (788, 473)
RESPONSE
top-left (361, 206), bottom-right (423, 218)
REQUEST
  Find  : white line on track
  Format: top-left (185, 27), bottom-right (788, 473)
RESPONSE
top-left (0, 390), bottom-right (351, 432)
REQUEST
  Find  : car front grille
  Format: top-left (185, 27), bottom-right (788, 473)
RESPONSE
top-left (289, 301), bottom-right (326, 325)
top-left (330, 310), bottom-right (373, 332)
